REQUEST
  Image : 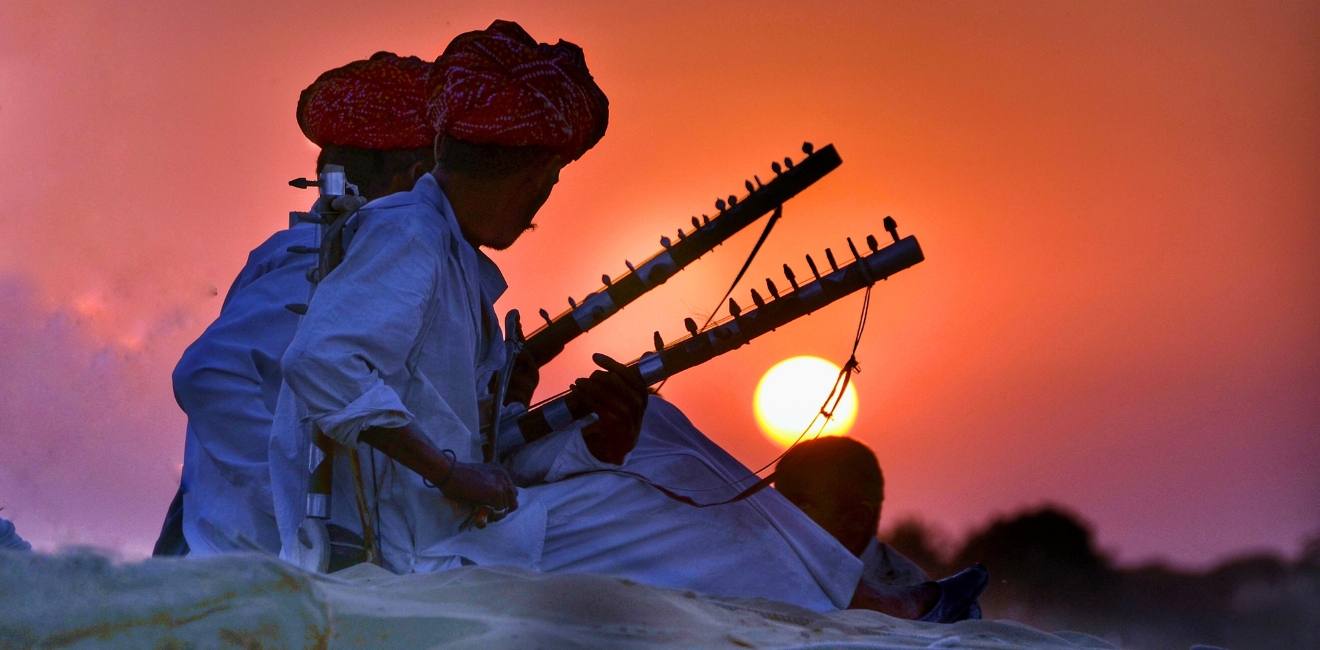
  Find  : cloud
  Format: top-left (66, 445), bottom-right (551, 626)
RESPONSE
top-left (0, 276), bottom-right (190, 558)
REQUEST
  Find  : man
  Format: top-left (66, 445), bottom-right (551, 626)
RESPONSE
top-left (153, 52), bottom-right (440, 556)
top-left (775, 436), bottom-right (988, 621)
top-left (269, 20), bottom-right (645, 574)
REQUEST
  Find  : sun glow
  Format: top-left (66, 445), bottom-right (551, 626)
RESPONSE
top-left (753, 356), bottom-right (859, 448)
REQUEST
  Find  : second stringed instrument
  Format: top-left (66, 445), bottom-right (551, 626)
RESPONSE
top-left (513, 216), bottom-right (924, 444)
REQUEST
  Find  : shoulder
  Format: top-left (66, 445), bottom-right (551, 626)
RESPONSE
top-left (219, 224), bottom-right (317, 307)
top-left (248, 223), bottom-right (317, 266)
top-left (347, 191), bottom-right (452, 253)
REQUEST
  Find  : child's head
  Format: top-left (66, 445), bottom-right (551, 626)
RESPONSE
top-left (775, 436), bottom-right (884, 556)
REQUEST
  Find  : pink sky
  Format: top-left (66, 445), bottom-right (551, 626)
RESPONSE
top-left (1, 0), bottom-right (1316, 567)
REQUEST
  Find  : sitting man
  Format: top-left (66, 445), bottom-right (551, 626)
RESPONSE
top-left (268, 19), bottom-right (640, 575)
top-left (153, 52), bottom-right (439, 556)
top-left (775, 436), bottom-right (987, 621)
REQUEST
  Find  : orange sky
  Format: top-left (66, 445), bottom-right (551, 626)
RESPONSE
top-left (1, 0), bottom-right (1316, 566)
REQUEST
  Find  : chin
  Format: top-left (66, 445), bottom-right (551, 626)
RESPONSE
top-left (484, 232), bottom-right (524, 251)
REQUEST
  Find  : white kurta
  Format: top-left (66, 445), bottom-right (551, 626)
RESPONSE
top-left (264, 174), bottom-right (862, 609)
top-left (859, 537), bottom-right (930, 589)
top-left (527, 397), bottom-right (865, 612)
top-left (270, 174), bottom-right (553, 574)
top-left (175, 221), bottom-right (317, 555)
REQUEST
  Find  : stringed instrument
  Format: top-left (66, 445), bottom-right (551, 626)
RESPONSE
top-left (514, 217), bottom-right (924, 444)
top-left (523, 142), bottom-right (842, 366)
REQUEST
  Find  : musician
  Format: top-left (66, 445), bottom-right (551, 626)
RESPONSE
top-left (153, 52), bottom-right (440, 557)
top-left (774, 436), bottom-right (929, 587)
top-left (269, 20), bottom-right (645, 573)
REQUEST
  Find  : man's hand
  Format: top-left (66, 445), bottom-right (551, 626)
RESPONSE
top-left (440, 461), bottom-right (519, 528)
top-left (358, 423), bottom-right (518, 529)
top-left (572, 353), bottom-right (648, 465)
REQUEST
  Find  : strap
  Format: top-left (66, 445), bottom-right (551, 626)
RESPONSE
top-left (556, 467), bottom-right (778, 509)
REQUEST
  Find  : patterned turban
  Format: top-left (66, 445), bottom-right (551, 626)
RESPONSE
top-left (429, 20), bottom-right (609, 161)
top-left (298, 52), bottom-right (435, 150)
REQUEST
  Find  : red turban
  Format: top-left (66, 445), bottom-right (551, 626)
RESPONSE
top-left (298, 52), bottom-right (436, 150)
top-left (429, 20), bottom-right (609, 161)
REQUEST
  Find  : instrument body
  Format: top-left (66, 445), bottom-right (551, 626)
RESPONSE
top-left (524, 144), bottom-right (843, 366)
top-left (515, 233), bottom-right (925, 442)
top-left (286, 165), bottom-right (371, 572)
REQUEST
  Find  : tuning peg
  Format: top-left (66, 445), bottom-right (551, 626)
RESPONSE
top-left (660, 236), bottom-right (671, 248)
top-left (716, 198), bottom-right (727, 211)
top-left (866, 234), bottom-right (879, 252)
top-left (286, 245), bottom-right (320, 255)
top-left (884, 216), bottom-right (900, 243)
top-left (728, 298), bottom-right (742, 318)
top-left (745, 180), bottom-right (755, 193)
top-left (289, 177), bottom-right (319, 189)
top-left (728, 195), bottom-right (738, 206)
top-left (766, 278), bottom-right (780, 299)
top-left (285, 303), bottom-right (308, 315)
top-left (754, 175), bottom-right (764, 188)
top-left (825, 248), bottom-right (839, 272)
top-left (806, 255), bottom-right (821, 280)
top-left (539, 308), bottom-right (552, 324)
top-left (847, 237), bottom-right (862, 261)
top-left (783, 157), bottom-right (794, 170)
top-left (783, 264), bottom-right (799, 290)
top-left (750, 289), bottom-right (765, 309)
top-left (625, 260), bottom-right (636, 272)
top-left (677, 229), bottom-right (686, 240)
top-left (305, 268), bottom-right (321, 283)
top-left (771, 161), bottom-right (782, 175)
top-left (802, 142), bottom-right (815, 155)
top-left (685, 317), bottom-right (700, 337)
top-left (602, 274), bottom-right (612, 287)
top-left (702, 214), bottom-right (711, 225)
top-left (654, 331), bottom-right (665, 352)
top-left (569, 297), bottom-right (580, 309)
top-left (692, 216), bottom-right (702, 229)
top-left (291, 211), bottom-right (325, 225)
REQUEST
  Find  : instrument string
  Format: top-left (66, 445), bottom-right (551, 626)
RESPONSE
top-left (557, 284), bottom-right (874, 507)
top-left (653, 205), bottom-right (784, 393)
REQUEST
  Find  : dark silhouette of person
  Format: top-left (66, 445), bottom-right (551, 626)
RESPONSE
top-left (776, 436), bottom-right (988, 621)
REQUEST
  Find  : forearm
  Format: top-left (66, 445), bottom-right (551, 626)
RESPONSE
top-left (358, 422), bottom-right (454, 486)
top-left (359, 421), bottom-right (518, 523)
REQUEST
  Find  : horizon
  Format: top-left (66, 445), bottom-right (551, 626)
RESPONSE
top-left (1, 0), bottom-right (1316, 570)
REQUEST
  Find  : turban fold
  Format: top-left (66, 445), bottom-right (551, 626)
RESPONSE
top-left (298, 52), bottom-right (435, 150)
top-left (429, 20), bottom-right (609, 161)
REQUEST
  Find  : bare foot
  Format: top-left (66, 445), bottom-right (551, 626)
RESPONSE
top-left (848, 581), bottom-right (940, 619)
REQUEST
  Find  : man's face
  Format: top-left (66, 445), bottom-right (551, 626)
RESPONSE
top-left (778, 476), bottom-right (878, 557)
top-left (481, 158), bottom-right (564, 250)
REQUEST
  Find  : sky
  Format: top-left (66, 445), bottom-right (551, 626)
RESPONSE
top-left (0, 0), bottom-right (1316, 568)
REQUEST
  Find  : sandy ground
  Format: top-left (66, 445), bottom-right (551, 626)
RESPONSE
top-left (0, 551), bottom-right (1117, 649)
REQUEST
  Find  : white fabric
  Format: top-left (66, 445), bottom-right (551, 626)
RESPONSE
top-left (270, 174), bottom-right (550, 574)
top-left (0, 517), bottom-right (30, 551)
top-left (859, 537), bottom-right (930, 588)
top-left (529, 397), bottom-right (865, 612)
top-left (176, 221), bottom-right (317, 555)
top-left (263, 174), bottom-right (860, 608)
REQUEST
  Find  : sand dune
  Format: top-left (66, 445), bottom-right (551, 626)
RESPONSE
top-left (0, 551), bottom-right (1118, 649)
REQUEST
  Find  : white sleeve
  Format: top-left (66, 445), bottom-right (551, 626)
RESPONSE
top-left (500, 413), bottom-right (626, 485)
top-left (281, 215), bottom-right (438, 445)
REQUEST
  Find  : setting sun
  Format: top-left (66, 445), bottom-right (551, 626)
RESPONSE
top-left (753, 356), bottom-right (859, 448)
